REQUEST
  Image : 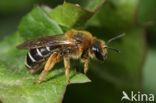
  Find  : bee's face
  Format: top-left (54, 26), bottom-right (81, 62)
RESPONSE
top-left (90, 40), bottom-right (107, 61)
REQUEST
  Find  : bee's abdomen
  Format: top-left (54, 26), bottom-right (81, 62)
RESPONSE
top-left (25, 47), bottom-right (52, 73)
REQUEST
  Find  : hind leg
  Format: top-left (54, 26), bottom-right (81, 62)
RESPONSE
top-left (34, 52), bottom-right (60, 84)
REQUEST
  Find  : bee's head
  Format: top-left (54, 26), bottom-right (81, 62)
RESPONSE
top-left (90, 33), bottom-right (125, 61)
top-left (90, 37), bottom-right (122, 61)
top-left (90, 39), bottom-right (107, 61)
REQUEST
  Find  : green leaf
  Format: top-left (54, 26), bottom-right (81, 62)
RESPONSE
top-left (47, 2), bottom-right (93, 29)
top-left (0, 3), bottom-right (91, 103)
top-left (0, 62), bottom-right (89, 103)
top-left (41, 1), bottom-right (106, 30)
top-left (18, 6), bottom-right (63, 40)
top-left (66, 0), bottom-right (106, 12)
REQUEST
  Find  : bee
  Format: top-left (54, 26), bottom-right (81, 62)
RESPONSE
top-left (16, 30), bottom-right (125, 84)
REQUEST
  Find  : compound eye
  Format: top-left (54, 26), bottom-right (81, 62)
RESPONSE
top-left (94, 49), bottom-right (104, 61)
top-left (91, 41), bottom-right (104, 61)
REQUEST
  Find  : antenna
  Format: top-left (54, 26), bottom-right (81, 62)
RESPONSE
top-left (106, 33), bottom-right (125, 44)
top-left (104, 47), bottom-right (120, 53)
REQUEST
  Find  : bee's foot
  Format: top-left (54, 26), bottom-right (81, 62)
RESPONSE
top-left (67, 80), bottom-right (71, 84)
top-left (84, 72), bottom-right (87, 75)
top-left (33, 81), bottom-right (41, 84)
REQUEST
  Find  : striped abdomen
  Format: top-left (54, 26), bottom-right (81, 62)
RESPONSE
top-left (25, 46), bottom-right (58, 73)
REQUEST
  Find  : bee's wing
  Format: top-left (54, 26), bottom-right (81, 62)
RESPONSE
top-left (16, 34), bottom-right (76, 49)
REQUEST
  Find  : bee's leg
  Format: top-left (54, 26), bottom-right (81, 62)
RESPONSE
top-left (81, 59), bottom-right (89, 75)
top-left (63, 56), bottom-right (70, 84)
top-left (34, 52), bottom-right (60, 84)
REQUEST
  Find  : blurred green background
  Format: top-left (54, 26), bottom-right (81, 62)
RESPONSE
top-left (0, 0), bottom-right (156, 103)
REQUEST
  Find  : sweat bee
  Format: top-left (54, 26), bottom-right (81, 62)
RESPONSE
top-left (16, 30), bottom-right (125, 84)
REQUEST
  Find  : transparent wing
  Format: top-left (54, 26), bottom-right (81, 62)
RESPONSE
top-left (16, 34), bottom-right (76, 49)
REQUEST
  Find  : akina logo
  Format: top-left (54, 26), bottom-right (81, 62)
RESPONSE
top-left (121, 91), bottom-right (155, 102)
